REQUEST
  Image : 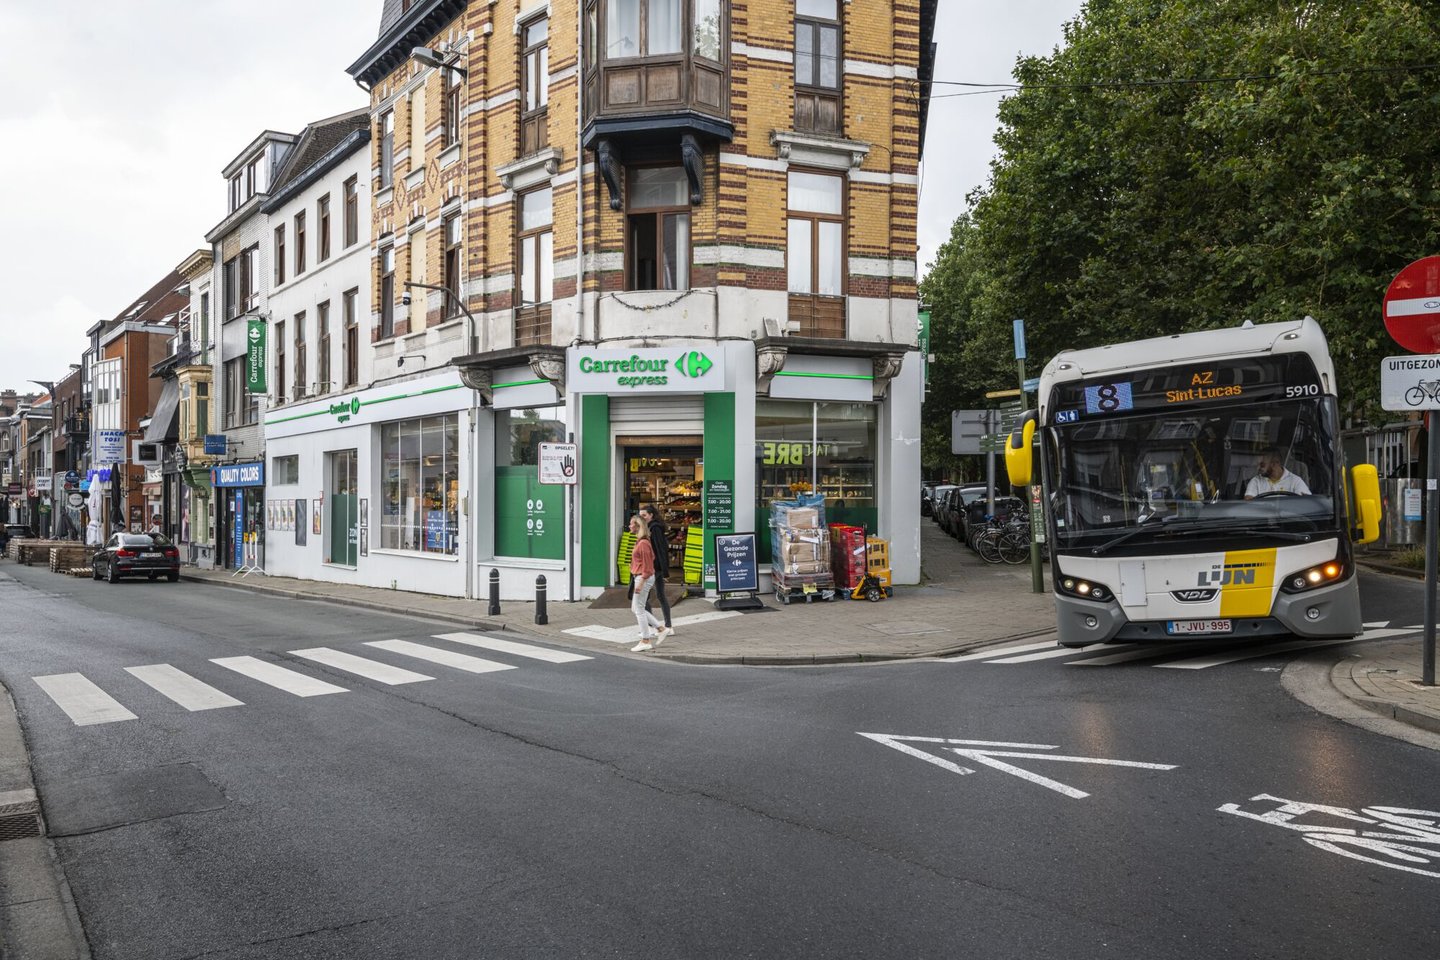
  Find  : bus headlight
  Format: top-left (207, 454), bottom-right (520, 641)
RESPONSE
top-left (1280, 560), bottom-right (1347, 594)
top-left (1057, 576), bottom-right (1114, 602)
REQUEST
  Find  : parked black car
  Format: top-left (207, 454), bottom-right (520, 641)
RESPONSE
top-left (0, 523), bottom-right (32, 553)
top-left (92, 533), bottom-right (180, 583)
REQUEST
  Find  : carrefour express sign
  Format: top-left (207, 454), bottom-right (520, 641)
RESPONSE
top-left (567, 347), bottom-right (726, 393)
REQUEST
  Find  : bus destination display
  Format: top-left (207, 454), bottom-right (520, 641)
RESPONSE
top-left (1052, 354), bottom-right (1322, 421)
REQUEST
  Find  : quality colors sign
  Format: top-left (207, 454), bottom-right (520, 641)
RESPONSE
top-left (566, 347), bottom-right (726, 394)
top-left (245, 318), bottom-right (268, 393)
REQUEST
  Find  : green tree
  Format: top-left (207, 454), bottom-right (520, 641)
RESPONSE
top-left (922, 0), bottom-right (1440, 455)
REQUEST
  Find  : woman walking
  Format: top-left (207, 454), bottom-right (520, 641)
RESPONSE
top-left (638, 503), bottom-right (674, 636)
top-left (628, 514), bottom-right (671, 652)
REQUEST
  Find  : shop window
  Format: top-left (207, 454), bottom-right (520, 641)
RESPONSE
top-left (628, 167), bottom-right (689, 291)
top-left (380, 414), bottom-right (459, 555)
top-left (521, 17), bottom-right (550, 155)
top-left (272, 455), bottom-right (299, 486)
top-left (786, 170), bottom-right (844, 337)
top-left (516, 187), bottom-right (554, 346)
top-left (794, 0), bottom-right (840, 135)
top-left (754, 399), bottom-right (875, 556)
top-left (494, 407), bottom-right (566, 560)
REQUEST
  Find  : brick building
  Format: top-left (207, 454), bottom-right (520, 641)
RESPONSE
top-left (316, 0), bottom-right (935, 599)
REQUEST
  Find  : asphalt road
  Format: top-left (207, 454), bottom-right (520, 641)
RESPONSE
top-left (1, 561), bottom-right (1437, 960)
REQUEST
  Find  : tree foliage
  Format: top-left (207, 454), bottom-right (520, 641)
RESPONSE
top-left (921, 0), bottom-right (1440, 474)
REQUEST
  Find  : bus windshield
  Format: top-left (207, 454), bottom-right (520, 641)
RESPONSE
top-left (1044, 396), bottom-right (1341, 553)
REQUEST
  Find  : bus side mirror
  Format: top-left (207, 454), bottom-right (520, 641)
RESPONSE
top-left (1004, 411), bottom-right (1037, 487)
top-left (1350, 463), bottom-right (1381, 545)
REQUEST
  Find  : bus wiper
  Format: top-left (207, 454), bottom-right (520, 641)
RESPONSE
top-left (1090, 517), bottom-right (1312, 556)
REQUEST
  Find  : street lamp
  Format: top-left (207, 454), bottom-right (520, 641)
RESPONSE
top-left (411, 46), bottom-right (467, 78)
top-left (404, 281), bottom-right (477, 356)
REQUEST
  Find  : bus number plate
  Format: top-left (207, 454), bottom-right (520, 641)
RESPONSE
top-left (1167, 619), bottom-right (1232, 635)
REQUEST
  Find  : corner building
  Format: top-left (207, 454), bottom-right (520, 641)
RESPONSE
top-left (347, 0), bottom-right (936, 600)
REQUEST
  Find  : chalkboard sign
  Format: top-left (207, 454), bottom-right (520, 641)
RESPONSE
top-left (714, 532), bottom-right (759, 594)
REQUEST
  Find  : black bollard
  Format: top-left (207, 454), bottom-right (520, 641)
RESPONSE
top-left (535, 574), bottom-right (548, 625)
top-left (488, 568), bottom-right (501, 616)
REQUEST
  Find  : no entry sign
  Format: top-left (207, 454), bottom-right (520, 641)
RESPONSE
top-left (1383, 256), bottom-right (1440, 354)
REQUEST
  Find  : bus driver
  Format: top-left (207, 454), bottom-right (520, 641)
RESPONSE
top-left (1244, 449), bottom-right (1311, 499)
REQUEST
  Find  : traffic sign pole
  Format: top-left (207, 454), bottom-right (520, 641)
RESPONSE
top-left (1014, 319), bottom-right (1043, 594)
top-left (1424, 413), bottom-right (1437, 686)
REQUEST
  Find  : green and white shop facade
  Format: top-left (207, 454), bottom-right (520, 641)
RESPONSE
top-left (457, 336), bottom-right (922, 602)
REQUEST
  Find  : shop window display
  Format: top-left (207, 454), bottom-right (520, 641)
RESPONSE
top-left (755, 399), bottom-right (876, 557)
top-left (381, 414), bottom-right (460, 555)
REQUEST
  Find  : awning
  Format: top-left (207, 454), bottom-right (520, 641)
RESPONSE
top-left (142, 379), bottom-right (180, 443)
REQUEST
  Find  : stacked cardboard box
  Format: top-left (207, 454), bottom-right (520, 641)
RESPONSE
top-left (829, 524), bottom-right (868, 589)
top-left (770, 495), bottom-right (832, 577)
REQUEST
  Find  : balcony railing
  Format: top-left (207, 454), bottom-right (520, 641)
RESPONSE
top-left (63, 414), bottom-right (89, 437)
top-left (788, 294), bottom-right (845, 339)
top-left (514, 305), bottom-right (553, 348)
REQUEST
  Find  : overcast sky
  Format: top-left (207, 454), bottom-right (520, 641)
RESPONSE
top-left (0, 0), bottom-right (1082, 394)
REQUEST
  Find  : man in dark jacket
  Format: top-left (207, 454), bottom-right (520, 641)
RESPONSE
top-left (638, 504), bottom-right (674, 633)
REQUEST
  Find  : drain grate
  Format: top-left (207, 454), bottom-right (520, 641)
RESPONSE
top-left (0, 798), bottom-right (43, 842)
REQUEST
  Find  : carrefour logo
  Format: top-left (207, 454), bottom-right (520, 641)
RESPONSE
top-left (676, 350), bottom-right (713, 378)
top-left (575, 349), bottom-right (720, 390)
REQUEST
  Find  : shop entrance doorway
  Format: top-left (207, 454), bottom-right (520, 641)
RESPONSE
top-left (620, 439), bottom-right (702, 585)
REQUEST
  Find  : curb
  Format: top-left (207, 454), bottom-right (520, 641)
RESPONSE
top-left (1356, 559), bottom-right (1425, 580)
top-left (0, 684), bottom-right (91, 959)
top-left (1328, 657), bottom-right (1440, 737)
top-left (180, 574), bottom-right (509, 633)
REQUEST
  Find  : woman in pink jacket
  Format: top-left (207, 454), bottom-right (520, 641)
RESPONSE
top-left (629, 515), bottom-right (670, 652)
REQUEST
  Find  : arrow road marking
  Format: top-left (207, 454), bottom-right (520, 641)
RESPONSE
top-left (859, 733), bottom-right (1177, 800)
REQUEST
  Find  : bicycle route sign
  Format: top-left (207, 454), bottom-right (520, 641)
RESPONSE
top-left (1379, 355), bottom-right (1440, 411)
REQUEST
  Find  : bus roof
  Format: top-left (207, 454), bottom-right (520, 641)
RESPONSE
top-left (1040, 317), bottom-right (1334, 393)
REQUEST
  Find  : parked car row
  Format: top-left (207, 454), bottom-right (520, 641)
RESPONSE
top-left (925, 482), bottom-right (1027, 551)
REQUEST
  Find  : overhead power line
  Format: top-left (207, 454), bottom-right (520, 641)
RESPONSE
top-left (921, 62), bottom-right (1440, 99)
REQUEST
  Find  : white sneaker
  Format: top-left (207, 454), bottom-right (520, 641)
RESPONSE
top-left (654, 627), bottom-right (673, 647)
top-left (631, 641), bottom-right (653, 652)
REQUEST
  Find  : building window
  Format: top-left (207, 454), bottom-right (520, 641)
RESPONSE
top-left (228, 174), bottom-right (243, 213)
top-left (694, 0), bottom-right (722, 59)
top-left (409, 88), bottom-right (426, 168)
top-left (196, 381), bottom-right (209, 436)
top-left (521, 17), bottom-right (549, 155)
top-left (275, 320), bottom-right (287, 405)
top-left (516, 188), bottom-right (554, 347)
top-left (441, 213), bottom-right (463, 315)
top-left (444, 66), bottom-right (462, 147)
top-left (274, 224), bottom-right (286, 286)
top-left (293, 311), bottom-right (307, 401)
top-left (199, 292), bottom-right (210, 362)
top-left (794, 0), bottom-right (841, 135)
top-left (379, 244), bottom-right (395, 339)
top-left (344, 177), bottom-right (359, 247)
top-left (317, 300), bottom-right (331, 394)
top-left (241, 245), bottom-right (259, 313)
top-left (224, 358), bottom-right (258, 427)
top-left (272, 455), bottom-right (300, 486)
top-left (318, 195), bottom-right (332, 262)
top-left (294, 211), bottom-right (307, 276)
top-left (627, 167), bottom-right (689, 291)
top-left (343, 288), bottom-right (359, 387)
top-left (379, 110), bottom-right (395, 189)
top-left (786, 170), bottom-right (844, 337)
top-left (606, 0), bottom-right (682, 58)
top-left (494, 407), bottom-right (566, 559)
top-left (223, 258), bottom-right (239, 320)
top-left (380, 414), bottom-right (460, 556)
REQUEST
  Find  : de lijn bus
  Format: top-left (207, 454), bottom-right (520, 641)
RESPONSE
top-left (1005, 317), bottom-right (1382, 648)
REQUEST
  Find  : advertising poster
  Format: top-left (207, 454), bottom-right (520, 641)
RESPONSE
top-left (312, 499), bottom-right (322, 535)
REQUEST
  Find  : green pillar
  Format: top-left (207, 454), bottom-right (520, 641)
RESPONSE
top-left (703, 392), bottom-right (736, 590)
top-left (579, 394), bottom-right (610, 588)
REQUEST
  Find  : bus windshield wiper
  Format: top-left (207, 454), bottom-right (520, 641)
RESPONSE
top-left (1090, 517), bottom-right (1312, 556)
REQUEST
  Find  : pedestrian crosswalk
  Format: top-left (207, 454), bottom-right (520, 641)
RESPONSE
top-left (949, 622), bottom-right (1420, 671)
top-left (30, 632), bottom-right (591, 728)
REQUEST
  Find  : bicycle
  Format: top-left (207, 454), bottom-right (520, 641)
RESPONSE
top-left (1404, 379), bottom-right (1440, 407)
top-left (1219, 794), bottom-right (1440, 878)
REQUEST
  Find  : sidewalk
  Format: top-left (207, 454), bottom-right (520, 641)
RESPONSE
top-left (1329, 637), bottom-right (1440, 736)
top-left (182, 522), bottom-right (1057, 664)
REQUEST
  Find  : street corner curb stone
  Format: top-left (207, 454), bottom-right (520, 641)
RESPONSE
top-left (1356, 560), bottom-right (1424, 580)
top-left (1328, 658), bottom-right (1440, 737)
top-left (181, 574), bottom-right (506, 632)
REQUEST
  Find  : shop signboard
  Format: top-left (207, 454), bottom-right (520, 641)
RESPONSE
top-left (245, 318), bottom-right (268, 393)
top-left (538, 442), bottom-right (578, 484)
top-left (96, 429), bottom-right (126, 465)
top-left (714, 533), bottom-right (758, 593)
top-left (204, 435), bottom-right (228, 455)
top-left (67, 492), bottom-right (84, 508)
top-left (212, 462), bottom-right (265, 487)
top-left (567, 347), bottom-right (726, 394)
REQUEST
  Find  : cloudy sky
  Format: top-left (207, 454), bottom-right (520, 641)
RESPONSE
top-left (0, 0), bottom-right (1082, 394)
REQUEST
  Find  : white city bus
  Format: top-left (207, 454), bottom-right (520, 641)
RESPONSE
top-left (1005, 317), bottom-right (1382, 648)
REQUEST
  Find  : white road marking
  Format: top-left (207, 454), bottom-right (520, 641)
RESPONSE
top-left (1157, 637), bottom-right (1363, 670)
top-left (33, 674), bottom-right (137, 726)
top-left (432, 633), bottom-right (591, 663)
top-left (562, 609), bottom-right (741, 645)
top-left (125, 665), bottom-right (244, 711)
top-left (947, 639), bottom-right (1060, 662)
top-left (365, 640), bottom-right (516, 674)
top-left (987, 644), bottom-right (1140, 664)
top-left (1068, 643), bottom-right (1210, 666)
top-left (211, 657), bottom-right (348, 696)
top-left (1363, 620), bottom-right (1390, 629)
top-left (948, 745), bottom-right (1178, 799)
top-left (289, 648), bottom-right (434, 685)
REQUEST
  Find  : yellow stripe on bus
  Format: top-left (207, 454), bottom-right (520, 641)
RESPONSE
top-left (1218, 547), bottom-right (1277, 618)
